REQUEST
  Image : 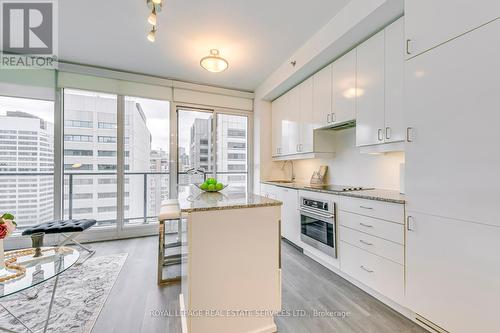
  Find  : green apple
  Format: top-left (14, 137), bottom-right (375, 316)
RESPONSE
top-left (200, 183), bottom-right (208, 190)
top-left (215, 183), bottom-right (223, 191)
top-left (208, 184), bottom-right (216, 191)
top-left (206, 178), bottom-right (217, 185)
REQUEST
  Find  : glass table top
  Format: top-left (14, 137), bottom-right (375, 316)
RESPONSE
top-left (0, 247), bottom-right (80, 299)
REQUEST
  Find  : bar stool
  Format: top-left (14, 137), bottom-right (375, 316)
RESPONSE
top-left (158, 200), bottom-right (182, 285)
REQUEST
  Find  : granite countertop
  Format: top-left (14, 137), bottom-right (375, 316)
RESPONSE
top-left (177, 185), bottom-right (282, 213)
top-left (262, 181), bottom-right (406, 204)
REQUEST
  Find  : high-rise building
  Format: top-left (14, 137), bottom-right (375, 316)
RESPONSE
top-left (63, 90), bottom-right (153, 224)
top-left (0, 111), bottom-right (54, 228)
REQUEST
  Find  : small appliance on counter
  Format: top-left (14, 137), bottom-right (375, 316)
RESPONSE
top-left (310, 165), bottom-right (328, 185)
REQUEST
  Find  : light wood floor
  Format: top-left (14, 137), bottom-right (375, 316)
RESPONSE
top-left (88, 236), bottom-right (427, 333)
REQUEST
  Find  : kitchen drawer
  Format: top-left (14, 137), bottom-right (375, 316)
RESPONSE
top-left (339, 225), bottom-right (404, 264)
top-left (340, 197), bottom-right (404, 223)
top-left (340, 241), bottom-right (404, 303)
top-left (339, 211), bottom-right (404, 245)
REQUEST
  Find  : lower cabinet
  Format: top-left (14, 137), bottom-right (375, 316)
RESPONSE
top-left (406, 211), bottom-right (500, 333)
top-left (338, 197), bottom-right (405, 305)
top-left (276, 187), bottom-right (300, 246)
top-left (262, 184), bottom-right (300, 246)
top-left (340, 241), bottom-right (404, 303)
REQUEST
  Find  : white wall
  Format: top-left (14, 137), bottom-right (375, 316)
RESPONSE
top-left (266, 128), bottom-right (404, 191)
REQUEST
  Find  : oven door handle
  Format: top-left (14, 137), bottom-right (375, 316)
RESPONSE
top-left (300, 208), bottom-right (334, 221)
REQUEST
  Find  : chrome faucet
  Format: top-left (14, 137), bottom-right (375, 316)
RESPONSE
top-left (281, 160), bottom-right (295, 182)
top-left (186, 168), bottom-right (207, 182)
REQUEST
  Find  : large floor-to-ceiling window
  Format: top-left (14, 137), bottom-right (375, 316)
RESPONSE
top-left (62, 89), bottom-right (171, 233)
top-left (1, 72), bottom-right (252, 243)
top-left (176, 107), bottom-right (250, 191)
top-left (0, 96), bottom-right (55, 232)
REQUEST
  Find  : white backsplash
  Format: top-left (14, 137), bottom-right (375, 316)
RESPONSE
top-left (271, 127), bottom-right (405, 191)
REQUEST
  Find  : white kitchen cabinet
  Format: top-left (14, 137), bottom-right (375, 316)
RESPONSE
top-left (312, 65), bottom-right (332, 129)
top-left (271, 95), bottom-right (285, 156)
top-left (356, 30), bottom-right (385, 147)
top-left (406, 212), bottom-right (500, 333)
top-left (405, 0), bottom-right (500, 59)
top-left (384, 17), bottom-right (405, 143)
top-left (283, 88), bottom-right (300, 156)
top-left (298, 77), bottom-right (314, 153)
top-left (331, 49), bottom-right (356, 126)
top-left (340, 241), bottom-right (404, 304)
top-left (405, 19), bottom-right (500, 227)
top-left (271, 186), bottom-right (300, 246)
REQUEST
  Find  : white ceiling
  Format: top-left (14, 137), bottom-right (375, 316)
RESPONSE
top-left (59, 0), bottom-right (351, 92)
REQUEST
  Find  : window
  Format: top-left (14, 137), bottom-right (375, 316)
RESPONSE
top-left (98, 136), bottom-right (116, 143)
top-left (98, 122), bottom-right (117, 129)
top-left (228, 142), bottom-right (246, 150)
top-left (228, 164), bottom-right (246, 171)
top-left (64, 149), bottom-right (93, 156)
top-left (65, 120), bottom-right (93, 128)
top-left (98, 164), bottom-right (117, 171)
top-left (63, 89), bottom-right (118, 224)
top-left (0, 96), bottom-right (54, 230)
top-left (124, 96), bottom-right (170, 226)
top-left (228, 129), bottom-right (246, 138)
top-left (228, 153), bottom-right (246, 160)
top-left (65, 135), bottom-right (92, 142)
top-left (98, 150), bottom-right (116, 157)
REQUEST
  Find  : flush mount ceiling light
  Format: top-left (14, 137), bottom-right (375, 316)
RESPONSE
top-left (200, 49), bottom-right (229, 73)
top-left (146, 0), bottom-right (162, 42)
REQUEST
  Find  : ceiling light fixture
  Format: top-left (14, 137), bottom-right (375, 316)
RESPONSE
top-left (146, 0), bottom-right (162, 42)
top-left (147, 26), bottom-right (156, 42)
top-left (200, 49), bottom-right (229, 73)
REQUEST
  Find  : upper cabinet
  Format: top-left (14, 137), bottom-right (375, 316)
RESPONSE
top-left (298, 77), bottom-right (314, 153)
top-left (331, 49), bottom-right (356, 127)
top-left (356, 17), bottom-right (406, 148)
top-left (312, 65), bottom-right (332, 129)
top-left (356, 30), bottom-right (385, 147)
top-left (405, 0), bottom-right (500, 59)
top-left (271, 16), bottom-right (406, 158)
top-left (384, 17), bottom-right (406, 143)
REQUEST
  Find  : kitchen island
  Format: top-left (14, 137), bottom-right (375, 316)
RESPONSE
top-left (177, 185), bottom-right (282, 333)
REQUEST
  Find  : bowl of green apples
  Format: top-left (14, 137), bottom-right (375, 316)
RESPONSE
top-left (196, 178), bottom-right (228, 192)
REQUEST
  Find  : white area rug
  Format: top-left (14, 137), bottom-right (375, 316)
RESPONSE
top-left (0, 253), bottom-right (127, 333)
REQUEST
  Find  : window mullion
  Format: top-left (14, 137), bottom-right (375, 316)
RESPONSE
top-left (116, 96), bottom-right (125, 233)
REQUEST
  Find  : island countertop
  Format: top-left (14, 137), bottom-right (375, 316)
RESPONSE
top-left (176, 185), bottom-right (282, 213)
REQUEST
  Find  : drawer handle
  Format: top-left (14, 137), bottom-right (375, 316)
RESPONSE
top-left (359, 205), bottom-right (373, 210)
top-left (359, 239), bottom-right (373, 246)
top-left (359, 222), bottom-right (373, 228)
top-left (360, 265), bottom-right (374, 273)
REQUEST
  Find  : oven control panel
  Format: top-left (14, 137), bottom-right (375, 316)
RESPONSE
top-left (301, 198), bottom-right (330, 212)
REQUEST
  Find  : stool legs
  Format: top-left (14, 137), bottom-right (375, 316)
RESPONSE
top-left (59, 233), bottom-right (96, 265)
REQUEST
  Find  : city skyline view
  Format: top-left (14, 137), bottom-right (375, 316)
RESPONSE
top-left (0, 91), bottom-right (249, 229)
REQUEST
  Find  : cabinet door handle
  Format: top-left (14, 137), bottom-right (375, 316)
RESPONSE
top-left (385, 127), bottom-right (391, 140)
top-left (407, 216), bottom-right (416, 231)
top-left (359, 239), bottom-right (373, 246)
top-left (378, 128), bottom-right (383, 141)
top-left (359, 205), bottom-right (373, 210)
top-left (359, 222), bottom-right (373, 228)
top-left (406, 39), bottom-right (412, 55)
top-left (360, 265), bottom-right (374, 273)
top-left (406, 127), bottom-right (414, 142)
top-left (327, 113), bottom-right (331, 123)
top-left (331, 113), bottom-right (336, 122)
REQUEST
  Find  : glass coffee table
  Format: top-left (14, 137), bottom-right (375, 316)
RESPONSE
top-left (0, 247), bottom-right (80, 333)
